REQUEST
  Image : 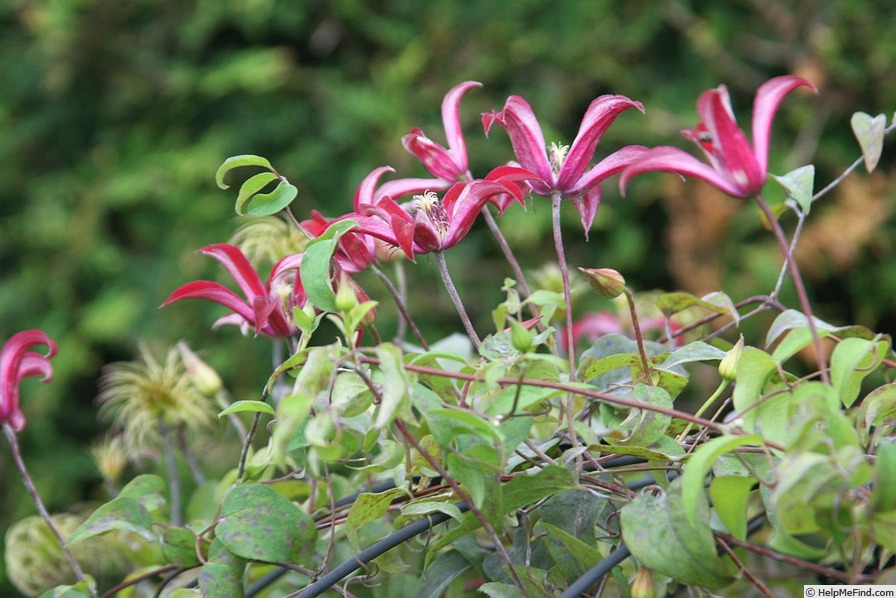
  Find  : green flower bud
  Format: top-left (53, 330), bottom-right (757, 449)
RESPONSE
top-left (177, 341), bottom-right (222, 397)
top-left (334, 272), bottom-right (359, 313)
top-left (630, 565), bottom-right (656, 598)
top-left (719, 335), bottom-right (744, 381)
top-left (509, 319), bottom-right (534, 352)
top-left (579, 267), bottom-right (626, 299)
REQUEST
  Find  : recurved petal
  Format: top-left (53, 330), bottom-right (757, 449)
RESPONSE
top-left (572, 187), bottom-right (601, 239)
top-left (354, 166), bottom-right (395, 210)
top-left (401, 129), bottom-right (462, 181)
top-left (567, 145), bottom-right (650, 197)
top-left (161, 280), bottom-right (256, 323)
top-left (751, 75), bottom-right (817, 173)
top-left (1, 330), bottom-right (56, 432)
top-left (198, 244), bottom-right (266, 301)
top-left (484, 96), bottom-right (554, 184)
top-left (619, 146), bottom-right (749, 198)
top-left (441, 81), bottom-right (482, 174)
top-left (377, 176), bottom-right (450, 203)
top-left (700, 86), bottom-right (764, 195)
top-left (558, 95), bottom-right (644, 190)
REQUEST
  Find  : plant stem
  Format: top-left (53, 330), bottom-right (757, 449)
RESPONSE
top-left (159, 417), bottom-right (182, 526)
top-left (754, 194), bottom-right (829, 384)
top-left (371, 264), bottom-right (429, 350)
top-left (435, 250), bottom-right (481, 349)
top-left (551, 192), bottom-right (580, 451)
top-left (676, 380), bottom-right (730, 443)
top-left (4, 423), bottom-right (97, 597)
top-left (622, 286), bottom-right (653, 380)
top-left (481, 206), bottom-right (532, 299)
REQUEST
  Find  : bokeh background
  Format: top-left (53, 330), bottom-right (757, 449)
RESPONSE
top-left (2, 0), bottom-right (895, 593)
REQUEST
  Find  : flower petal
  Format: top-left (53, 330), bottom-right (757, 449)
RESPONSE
top-left (1, 330), bottom-right (56, 432)
top-left (566, 145), bottom-right (650, 197)
top-left (440, 181), bottom-right (503, 248)
top-left (619, 146), bottom-right (748, 198)
top-left (558, 95), bottom-right (644, 191)
top-left (441, 81), bottom-right (482, 175)
top-left (161, 280), bottom-right (256, 323)
top-left (699, 86), bottom-right (764, 195)
top-left (354, 166), bottom-right (395, 210)
top-left (751, 75), bottom-right (817, 175)
top-left (483, 96), bottom-right (554, 184)
top-left (401, 129), bottom-right (462, 181)
top-left (198, 244), bottom-right (266, 301)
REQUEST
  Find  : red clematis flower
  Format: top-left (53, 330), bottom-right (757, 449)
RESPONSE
top-left (162, 244), bottom-right (306, 338)
top-left (348, 174), bottom-right (528, 260)
top-left (620, 75), bottom-right (817, 198)
top-left (402, 81), bottom-right (481, 183)
top-left (1, 330), bottom-right (57, 432)
top-left (483, 93), bottom-right (647, 233)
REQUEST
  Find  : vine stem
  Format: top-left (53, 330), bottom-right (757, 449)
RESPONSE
top-left (435, 250), bottom-right (481, 349)
top-left (753, 193), bottom-right (830, 384)
top-left (370, 264), bottom-right (429, 350)
top-left (4, 423), bottom-right (97, 597)
top-left (158, 417), bottom-right (182, 526)
top-left (394, 419), bottom-right (530, 597)
top-left (481, 206), bottom-right (533, 299)
top-left (622, 286), bottom-right (653, 379)
top-left (551, 192), bottom-right (580, 451)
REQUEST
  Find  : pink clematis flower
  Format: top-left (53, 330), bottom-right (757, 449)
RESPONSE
top-left (1, 330), bottom-right (57, 432)
top-left (483, 93), bottom-right (647, 233)
top-left (620, 75), bottom-right (817, 198)
top-left (163, 244), bottom-right (306, 338)
top-left (402, 81), bottom-right (481, 183)
top-left (349, 173), bottom-right (528, 260)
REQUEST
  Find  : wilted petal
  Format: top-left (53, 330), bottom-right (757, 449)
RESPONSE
top-left (620, 146), bottom-right (749, 198)
top-left (751, 76), bottom-right (817, 174)
top-left (557, 95), bottom-right (644, 190)
top-left (483, 96), bottom-right (554, 184)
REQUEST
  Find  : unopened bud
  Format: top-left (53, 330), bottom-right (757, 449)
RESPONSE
top-left (334, 272), bottom-right (359, 313)
top-left (719, 335), bottom-right (744, 381)
top-left (579, 267), bottom-right (626, 299)
top-left (509, 319), bottom-right (534, 353)
top-left (630, 565), bottom-right (655, 598)
top-left (177, 341), bottom-right (222, 397)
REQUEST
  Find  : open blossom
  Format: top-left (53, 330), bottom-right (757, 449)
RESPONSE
top-left (348, 173), bottom-right (527, 260)
top-left (620, 75), bottom-right (817, 198)
top-left (1, 330), bottom-right (57, 432)
top-left (483, 93), bottom-right (647, 232)
top-left (162, 244), bottom-right (306, 338)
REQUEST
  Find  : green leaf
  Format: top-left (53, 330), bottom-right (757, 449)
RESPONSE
top-left (856, 383), bottom-right (896, 444)
top-left (198, 539), bottom-right (246, 598)
top-left (67, 496), bottom-right (155, 545)
top-left (216, 484), bottom-right (317, 562)
top-left (346, 488), bottom-right (405, 551)
top-left (427, 408), bottom-right (504, 446)
top-left (374, 343), bottom-right (414, 429)
top-left (540, 522), bottom-right (603, 580)
top-left (233, 171), bottom-right (278, 213)
top-left (621, 478), bottom-right (735, 590)
top-left (732, 347), bottom-right (778, 429)
top-left (37, 583), bottom-right (94, 597)
top-left (851, 112), bottom-right (887, 172)
top-left (118, 474), bottom-right (167, 513)
top-left (614, 384), bottom-right (672, 446)
top-left (656, 291), bottom-right (730, 317)
top-left (773, 164), bottom-right (815, 214)
top-left (830, 336), bottom-right (890, 407)
top-left (215, 154), bottom-right (273, 189)
top-left (710, 475), bottom-right (755, 541)
top-left (872, 441), bottom-right (896, 512)
top-left (418, 551), bottom-right (472, 598)
top-left (218, 400), bottom-right (275, 418)
top-left (240, 180), bottom-right (298, 216)
top-left (162, 527), bottom-right (201, 567)
top-left (681, 434), bottom-right (762, 527)
top-left (331, 371), bottom-right (375, 417)
top-left (658, 341), bottom-right (727, 370)
top-left (299, 219), bottom-right (358, 312)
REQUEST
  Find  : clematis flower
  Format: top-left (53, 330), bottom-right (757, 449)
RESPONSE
top-left (162, 244), bottom-right (306, 338)
top-left (402, 81), bottom-right (481, 183)
top-left (1, 330), bottom-right (57, 432)
top-left (620, 75), bottom-right (817, 198)
top-left (483, 93), bottom-right (647, 232)
top-left (348, 175), bottom-right (527, 260)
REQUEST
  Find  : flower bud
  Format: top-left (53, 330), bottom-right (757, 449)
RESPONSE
top-left (719, 334), bottom-right (744, 381)
top-left (177, 341), bottom-right (222, 397)
top-left (579, 267), bottom-right (626, 299)
top-left (630, 565), bottom-right (655, 598)
top-left (334, 271), bottom-right (359, 313)
top-left (509, 319), bottom-right (534, 353)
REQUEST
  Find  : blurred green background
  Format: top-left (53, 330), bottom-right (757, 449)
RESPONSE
top-left (2, 0), bottom-right (895, 593)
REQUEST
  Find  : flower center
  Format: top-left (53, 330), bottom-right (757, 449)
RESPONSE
top-left (411, 191), bottom-right (450, 240)
top-left (548, 142), bottom-right (570, 176)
